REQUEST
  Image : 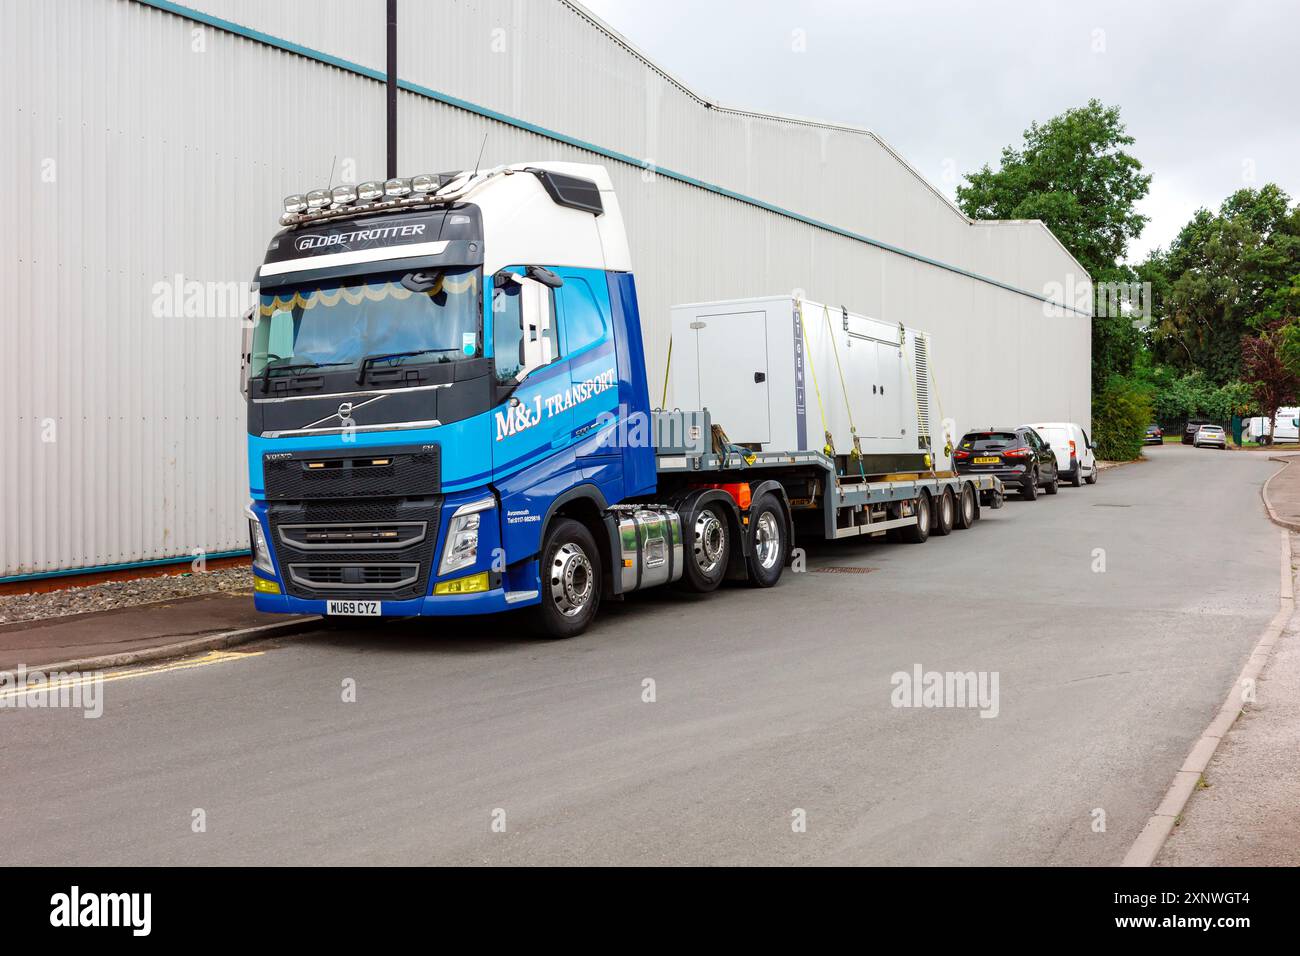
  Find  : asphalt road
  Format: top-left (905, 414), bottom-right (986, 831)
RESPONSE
top-left (0, 444), bottom-right (1283, 865)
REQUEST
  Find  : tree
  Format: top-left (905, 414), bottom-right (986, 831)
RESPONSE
top-left (957, 100), bottom-right (1151, 384)
top-left (1144, 186), bottom-right (1300, 383)
top-left (1242, 324), bottom-right (1298, 434)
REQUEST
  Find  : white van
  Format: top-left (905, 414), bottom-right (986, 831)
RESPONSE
top-left (1246, 408), bottom-right (1299, 445)
top-left (1024, 422), bottom-right (1098, 487)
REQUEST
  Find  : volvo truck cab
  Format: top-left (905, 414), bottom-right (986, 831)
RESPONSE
top-left (244, 163), bottom-right (659, 635)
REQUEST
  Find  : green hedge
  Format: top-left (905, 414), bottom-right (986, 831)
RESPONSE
top-left (1092, 374), bottom-right (1154, 461)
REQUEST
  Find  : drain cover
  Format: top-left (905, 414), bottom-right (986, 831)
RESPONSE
top-left (813, 566), bottom-right (878, 574)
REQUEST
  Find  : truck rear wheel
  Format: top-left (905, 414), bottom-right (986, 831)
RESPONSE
top-left (531, 518), bottom-right (601, 639)
top-left (746, 493), bottom-right (787, 588)
top-left (678, 501), bottom-right (731, 593)
top-left (932, 487), bottom-right (955, 536)
top-left (900, 491), bottom-right (931, 543)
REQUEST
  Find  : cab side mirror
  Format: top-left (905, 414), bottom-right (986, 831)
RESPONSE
top-left (239, 307), bottom-right (255, 397)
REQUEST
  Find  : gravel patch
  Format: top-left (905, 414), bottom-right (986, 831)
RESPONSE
top-left (0, 566), bottom-right (253, 625)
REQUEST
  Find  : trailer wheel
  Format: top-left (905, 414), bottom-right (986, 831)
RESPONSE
top-left (678, 501), bottom-right (731, 593)
top-left (900, 491), bottom-right (931, 543)
top-left (932, 487), bottom-right (955, 536)
top-left (531, 518), bottom-right (601, 638)
top-left (745, 493), bottom-right (788, 588)
top-left (955, 483), bottom-right (977, 529)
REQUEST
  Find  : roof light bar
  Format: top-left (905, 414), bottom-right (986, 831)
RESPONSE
top-left (279, 170), bottom-right (488, 226)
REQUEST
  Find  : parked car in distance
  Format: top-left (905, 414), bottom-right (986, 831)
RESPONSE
top-left (1025, 422), bottom-right (1098, 487)
top-left (1194, 424), bottom-right (1227, 449)
top-left (954, 427), bottom-right (1059, 499)
top-left (1182, 419), bottom-right (1213, 444)
top-left (1144, 424), bottom-right (1164, 445)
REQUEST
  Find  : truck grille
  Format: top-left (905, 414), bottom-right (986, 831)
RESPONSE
top-left (268, 496), bottom-right (440, 601)
top-left (287, 563), bottom-right (420, 591)
top-left (277, 521), bottom-right (426, 550)
top-left (264, 448), bottom-right (440, 500)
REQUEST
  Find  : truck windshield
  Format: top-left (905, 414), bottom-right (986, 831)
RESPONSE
top-left (251, 267), bottom-right (480, 379)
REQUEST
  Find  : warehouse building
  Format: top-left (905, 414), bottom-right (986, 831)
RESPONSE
top-left (2, 0), bottom-right (1091, 578)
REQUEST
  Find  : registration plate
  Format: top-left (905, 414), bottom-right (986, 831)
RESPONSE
top-left (973, 456), bottom-right (1000, 464)
top-left (326, 600), bottom-right (381, 617)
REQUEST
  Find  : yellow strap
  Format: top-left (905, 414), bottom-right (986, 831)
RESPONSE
top-left (825, 305), bottom-right (866, 479)
top-left (659, 337), bottom-right (672, 409)
top-left (927, 338), bottom-right (953, 456)
top-left (797, 301), bottom-right (833, 456)
top-left (824, 305), bottom-right (857, 434)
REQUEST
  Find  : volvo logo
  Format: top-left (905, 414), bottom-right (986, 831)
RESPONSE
top-left (337, 402), bottom-right (354, 419)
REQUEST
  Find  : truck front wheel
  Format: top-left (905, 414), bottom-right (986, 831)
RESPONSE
top-left (531, 518), bottom-right (601, 638)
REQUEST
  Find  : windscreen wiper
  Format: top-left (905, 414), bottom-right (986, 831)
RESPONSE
top-left (256, 360), bottom-right (348, 393)
top-left (356, 348), bottom-right (460, 385)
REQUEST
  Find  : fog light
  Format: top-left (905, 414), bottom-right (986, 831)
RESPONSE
top-left (331, 183), bottom-right (358, 204)
top-left (357, 180), bottom-right (384, 202)
top-left (253, 576), bottom-right (281, 594)
top-left (411, 173), bottom-right (438, 193)
top-left (384, 177), bottom-right (411, 198)
top-left (434, 572), bottom-right (489, 595)
top-left (305, 188), bottom-right (331, 209)
top-left (283, 194), bottom-right (307, 214)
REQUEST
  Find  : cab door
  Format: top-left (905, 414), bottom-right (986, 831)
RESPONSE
top-left (489, 269), bottom-right (573, 479)
top-left (554, 269), bottom-right (624, 498)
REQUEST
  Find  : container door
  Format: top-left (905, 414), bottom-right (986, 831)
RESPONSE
top-left (875, 340), bottom-right (904, 441)
top-left (693, 310), bottom-right (770, 445)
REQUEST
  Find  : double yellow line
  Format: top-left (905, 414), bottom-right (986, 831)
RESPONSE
top-left (0, 649), bottom-right (264, 702)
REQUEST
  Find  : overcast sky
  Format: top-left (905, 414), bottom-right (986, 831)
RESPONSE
top-left (582, 0), bottom-right (1300, 263)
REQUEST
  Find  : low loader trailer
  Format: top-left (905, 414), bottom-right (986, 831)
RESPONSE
top-left (242, 163), bottom-right (1004, 637)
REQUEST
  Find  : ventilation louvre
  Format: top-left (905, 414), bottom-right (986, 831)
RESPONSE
top-left (914, 335), bottom-right (931, 443)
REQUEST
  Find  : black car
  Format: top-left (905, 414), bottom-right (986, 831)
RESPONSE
top-left (1182, 419), bottom-right (1212, 445)
top-left (954, 427), bottom-right (1059, 500)
top-left (1144, 424), bottom-right (1164, 445)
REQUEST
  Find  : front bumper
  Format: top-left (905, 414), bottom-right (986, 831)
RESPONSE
top-left (254, 584), bottom-right (538, 617)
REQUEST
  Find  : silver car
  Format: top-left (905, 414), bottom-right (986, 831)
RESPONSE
top-left (1194, 424), bottom-right (1227, 448)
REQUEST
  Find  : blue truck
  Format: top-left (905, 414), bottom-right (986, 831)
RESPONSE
top-left (242, 162), bottom-right (1002, 637)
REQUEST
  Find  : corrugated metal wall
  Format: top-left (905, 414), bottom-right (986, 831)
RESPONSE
top-left (2, 0), bottom-right (1090, 577)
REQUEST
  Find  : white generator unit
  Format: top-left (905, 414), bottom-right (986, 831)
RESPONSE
top-left (670, 295), bottom-right (943, 472)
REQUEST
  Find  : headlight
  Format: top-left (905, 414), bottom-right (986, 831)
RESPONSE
top-left (439, 498), bottom-right (494, 576)
top-left (246, 509), bottom-right (276, 575)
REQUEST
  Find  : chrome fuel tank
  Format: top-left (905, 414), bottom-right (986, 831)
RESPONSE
top-left (615, 507), bottom-right (683, 592)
